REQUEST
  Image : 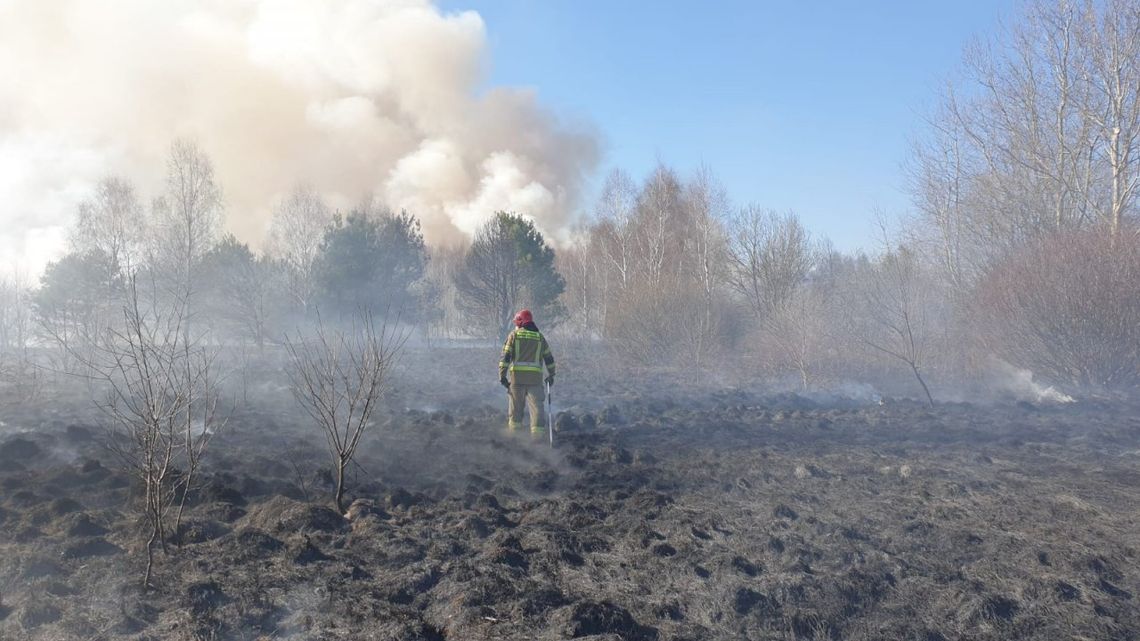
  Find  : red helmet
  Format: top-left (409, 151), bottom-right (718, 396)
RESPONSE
top-left (513, 309), bottom-right (533, 327)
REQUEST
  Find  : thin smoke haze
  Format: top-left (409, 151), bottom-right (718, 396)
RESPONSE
top-left (0, 0), bottom-right (599, 277)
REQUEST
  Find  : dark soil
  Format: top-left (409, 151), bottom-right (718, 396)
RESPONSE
top-left (2, 373), bottom-right (1139, 640)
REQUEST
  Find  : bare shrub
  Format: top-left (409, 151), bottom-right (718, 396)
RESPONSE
top-left (606, 282), bottom-right (709, 367)
top-left (977, 228), bottom-right (1140, 390)
top-left (285, 311), bottom-right (407, 513)
top-left (89, 277), bottom-right (223, 587)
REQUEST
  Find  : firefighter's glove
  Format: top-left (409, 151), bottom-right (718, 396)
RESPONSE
top-left (545, 375), bottom-right (554, 387)
top-left (500, 377), bottom-right (510, 389)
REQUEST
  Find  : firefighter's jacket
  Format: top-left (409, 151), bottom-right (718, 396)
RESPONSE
top-left (499, 325), bottom-right (555, 386)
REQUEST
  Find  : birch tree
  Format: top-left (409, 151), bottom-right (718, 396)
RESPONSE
top-left (1081, 0), bottom-right (1140, 236)
top-left (594, 168), bottom-right (639, 291)
top-left (150, 139), bottom-right (223, 315)
top-left (266, 185), bottom-right (334, 310)
top-left (71, 176), bottom-right (145, 273)
top-left (913, 0), bottom-right (1140, 270)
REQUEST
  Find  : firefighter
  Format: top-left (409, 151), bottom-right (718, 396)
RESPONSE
top-left (499, 309), bottom-right (555, 437)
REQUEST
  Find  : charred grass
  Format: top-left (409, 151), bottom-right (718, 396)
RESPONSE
top-left (1, 384), bottom-right (1139, 640)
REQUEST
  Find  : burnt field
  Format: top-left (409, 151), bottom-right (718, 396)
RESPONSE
top-left (2, 371), bottom-right (1140, 641)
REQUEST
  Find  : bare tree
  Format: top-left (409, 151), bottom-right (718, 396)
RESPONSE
top-left (854, 245), bottom-right (940, 406)
top-left (1080, 0), bottom-right (1140, 236)
top-left (632, 164), bottom-right (687, 289)
top-left (605, 281), bottom-right (694, 366)
top-left (71, 176), bottom-right (145, 272)
top-left (915, 0), bottom-right (1140, 268)
top-left (88, 276), bottom-right (223, 587)
top-left (557, 227), bottom-right (608, 339)
top-left (578, 164), bottom-right (741, 366)
top-left (952, 1), bottom-right (1096, 239)
top-left (422, 244), bottom-right (466, 341)
top-left (149, 139), bottom-right (223, 338)
top-left (906, 108), bottom-right (978, 291)
top-left (562, 170), bottom-right (657, 344)
top-left (673, 167), bottom-right (732, 365)
top-left (594, 168), bottom-right (639, 291)
top-left (285, 312), bottom-right (407, 513)
top-left (266, 185), bottom-right (334, 310)
top-left (0, 274), bottom-right (37, 400)
top-left (760, 285), bottom-right (837, 391)
top-left (726, 206), bottom-right (818, 320)
top-left (580, 171), bottom-right (639, 343)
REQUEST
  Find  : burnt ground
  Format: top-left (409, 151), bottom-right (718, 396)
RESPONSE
top-left (1, 362), bottom-right (1140, 640)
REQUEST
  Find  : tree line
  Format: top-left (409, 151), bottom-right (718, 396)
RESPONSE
top-left (554, 0), bottom-right (1140, 397)
top-left (8, 139), bottom-right (565, 369)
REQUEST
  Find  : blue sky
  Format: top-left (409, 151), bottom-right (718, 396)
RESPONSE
top-left (441, 0), bottom-right (1018, 252)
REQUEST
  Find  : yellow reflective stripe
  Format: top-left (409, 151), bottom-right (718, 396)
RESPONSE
top-left (506, 328), bottom-right (546, 374)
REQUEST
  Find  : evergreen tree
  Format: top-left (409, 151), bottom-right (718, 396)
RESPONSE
top-left (455, 212), bottom-right (565, 338)
top-left (312, 210), bottom-right (427, 318)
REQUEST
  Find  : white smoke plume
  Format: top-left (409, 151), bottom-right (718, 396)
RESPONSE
top-left (988, 359), bottom-right (1076, 405)
top-left (0, 0), bottom-right (599, 277)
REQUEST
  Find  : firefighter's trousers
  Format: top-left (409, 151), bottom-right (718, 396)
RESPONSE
top-left (507, 382), bottom-right (546, 436)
